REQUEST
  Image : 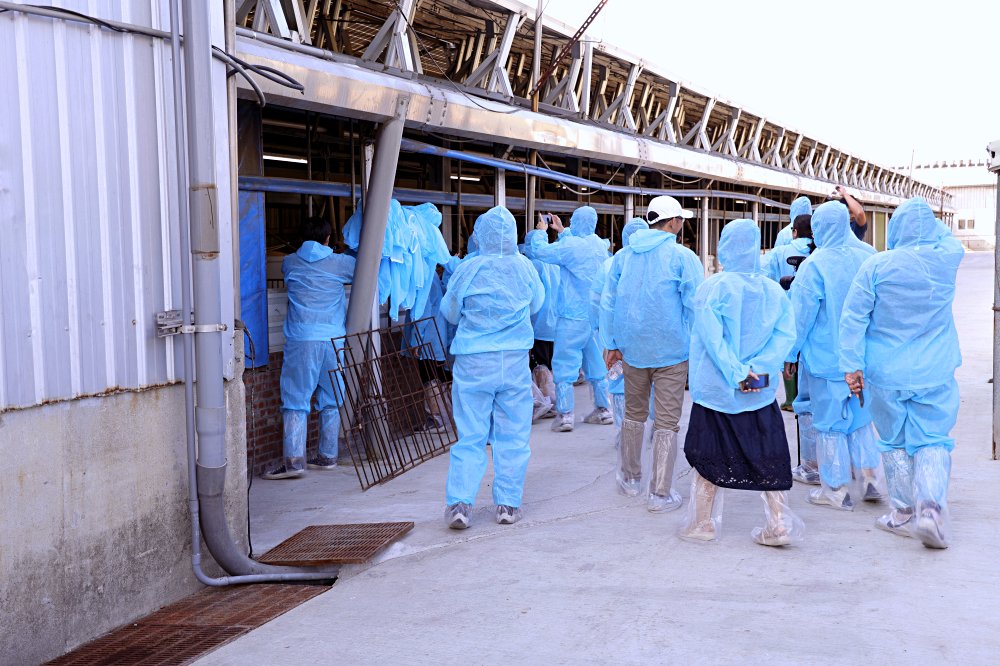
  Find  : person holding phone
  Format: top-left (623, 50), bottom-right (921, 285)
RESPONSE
top-left (839, 197), bottom-right (964, 548)
top-left (786, 201), bottom-right (884, 511)
top-left (680, 219), bottom-right (802, 546)
top-left (526, 207), bottom-right (614, 432)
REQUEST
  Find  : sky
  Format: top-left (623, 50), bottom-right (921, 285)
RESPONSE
top-left (543, 0), bottom-right (999, 169)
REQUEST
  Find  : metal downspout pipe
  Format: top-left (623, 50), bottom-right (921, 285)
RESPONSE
top-left (171, 0), bottom-right (336, 584)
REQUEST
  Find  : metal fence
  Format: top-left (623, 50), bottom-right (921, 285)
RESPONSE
top-left (332, 316), bottom-right (456, 490)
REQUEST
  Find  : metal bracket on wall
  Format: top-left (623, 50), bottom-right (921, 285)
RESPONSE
top-left (156, 310), bottom-right (228, 337)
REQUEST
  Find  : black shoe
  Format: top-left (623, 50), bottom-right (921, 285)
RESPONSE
top-left (262, 464), bottom-right (304, 480)
top-left (307, 455), bottom-right (338, 470)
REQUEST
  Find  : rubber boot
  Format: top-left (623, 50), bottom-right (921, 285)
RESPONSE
top-left (913, 446), bottom-right (952, 549)
top-left (876, 448), bottom-right (915, 538)
top-left (781, 375), bottom-right (798, 411)
top-left (647, 430), bottom-right (682, 512)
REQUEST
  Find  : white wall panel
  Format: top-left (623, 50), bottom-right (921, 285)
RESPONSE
top-left (0, 1), bottom-right (235, 410)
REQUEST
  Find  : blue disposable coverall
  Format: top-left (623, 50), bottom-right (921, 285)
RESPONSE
top-left (280, 241), bottom-right (356, 471)
top-left (839, 196), bottom-right (964, 545)
top-left (773, 196), bottom-right (812, 248)
top-left (787, 201), bottom-right (880, 504)
top-left (441, 207), bottom-right (545, 508)
top-left (590, 218), bottom-right (648, 431)
top-left (689, 220), bottom-right (796, 414)
top-left (527, 206), bottom-right (611, 415)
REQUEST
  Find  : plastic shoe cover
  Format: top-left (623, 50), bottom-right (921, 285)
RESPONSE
top-left (262, 464), bottom-right (305, 480)
top-left (875, 510), bottom-right (914, 538)
top-left (282, 410), bottom-right (308, 473)
top-left (573, 369), bottom-right (587, 386)
top-left (307, 454), bottom-right (338, 470)
top-left (584, 407), bottom-right (614, 425)
top-left (881, 448), bottom-right (915, 512)
top-left (552, 412), bottom-right (574, 432)
top-left (618, 477), bottom-right (641, 497)
top-left (848, 424), bottom-right (886, 501)
top-left (791, 461), bottom-right (820, 485)
top-left (555, 382), bottom-right (575, 414)
top-left (445, 502), bottom-right (471, 529)
top-left (751, 491), bottom-right (805, 547)
top-left (617, 418), bottom-right (645, 494)
top-left (540, 407), bottom-right (557, 419)
top-left (496, 505), bottom-right (522, 525)
top-left (913, 504), bottom-right (949, 549)
top-left (678, 471), bottom-right (723, 542)
top-left (913, 446), bottom-right (952, 548)
top-left (647, 489), bottom-right (682, 513)
top-left (649, 429), bottom-right (680, 500)
top-left (612, 394), bottom-right (625, 427)
top-left (532, 365), bottom-right (557, 403)
top-left (861, 476), bottom-right (885, 502)
top-left (807, 485), bottom-right (854, 511)
top-left (318, 408), bottom-right (341, 460)
top-left (798, 413), bottom-right (818, 465)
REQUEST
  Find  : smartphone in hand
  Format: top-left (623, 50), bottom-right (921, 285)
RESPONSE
top-left (740, 373), bottom-right (770, 391)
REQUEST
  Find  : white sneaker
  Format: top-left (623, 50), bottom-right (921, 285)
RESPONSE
top-left (807, 486), bottom-right (854, 511)
top-left (553, 412), bottom-right (574, 432)
top-left (914, 506), bottom-right (948, 549)
top-left (791, 464), bottom-right (821, 485)
top-left (875, 510), bottom-right (914, 538)
top-left (583, 407), bottom-right (614, 425)
top-left (647, 490), bottom-right (683, 513)
top-left (496, 505), bottom-right (522, 525)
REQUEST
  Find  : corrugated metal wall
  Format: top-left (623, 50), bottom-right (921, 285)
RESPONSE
top-left (947, 185), bottom-right (996, 211)
top-left (0, 1), bottom-right (234, 411)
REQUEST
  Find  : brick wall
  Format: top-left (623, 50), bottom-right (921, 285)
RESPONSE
top-left (243, 341), bottom-right (432, 478)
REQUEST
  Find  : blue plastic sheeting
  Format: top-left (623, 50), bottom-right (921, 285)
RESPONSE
top-left (343, 199), bottom-right (452, 322)
top-left (238, 190), bottom-right (268, 368)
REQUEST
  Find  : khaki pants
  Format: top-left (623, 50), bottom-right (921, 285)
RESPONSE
top-left (623, 360), bottom-right (688, 432)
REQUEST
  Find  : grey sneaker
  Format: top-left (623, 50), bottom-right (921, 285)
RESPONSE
top-left (914, 505), bottom-right (948, 549)
top-left (807, 486), bottom-right (854, 511)
top-left (583, 407), bottom-right (614, 425)
top-left (307, 455), bottom-right (338, 470)
top-left (553, 412), bottom-right (574, 432)
top-left (875, 510), bottom-right (914, 538)
top-left (445, 502), bottom-right (471, 530)
top-left (862, 480), bottom-right (884, 502)
top-left (791, 464), bottom-right (821, 485)
top-left (496, 505), bottom-right (522, 525)
top-left (618, 477), bottom-right (641, 497)
top-left (262, 464), bottom-right (304, 480)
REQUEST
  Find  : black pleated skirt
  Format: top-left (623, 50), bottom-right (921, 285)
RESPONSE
top-left (684, 401), bottom-right (792, 491)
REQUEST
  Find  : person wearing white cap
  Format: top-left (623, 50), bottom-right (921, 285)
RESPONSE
top-left (601, 196), bottom-right (704, 512)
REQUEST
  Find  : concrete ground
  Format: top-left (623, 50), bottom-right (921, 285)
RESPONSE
top-left (199, 253), bottom-right (1000, 665)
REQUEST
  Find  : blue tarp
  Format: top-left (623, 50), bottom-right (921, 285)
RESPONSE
top-left (239, 190), bottom-right (268, 368)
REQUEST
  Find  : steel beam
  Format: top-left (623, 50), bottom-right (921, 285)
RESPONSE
top-left (466, 11), bottom-right (524, 97)
top-left (361, 0), bottom-right (420, 73)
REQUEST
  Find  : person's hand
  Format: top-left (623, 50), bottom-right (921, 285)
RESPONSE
top-left (845, 370), bottom-right (864, 396)
top-left (740, 370), bottom-right (761, 393)
top-left (783, 362), bottom-right (797, 380)
top-left (549, 214), bottom-right (564, 233)
top-left (605, 349), bottom-right (622, 370)
top-left (835, 185), bottom-right (847, 198)
top-left (535, 213), bottom-right (548, 231)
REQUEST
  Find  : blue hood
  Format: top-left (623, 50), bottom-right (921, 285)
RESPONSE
top-left (888, 197), bottom-right (946, 250)
top-left (474, 206), bottom-right (518, 257)
top-left (718, 219), bottom-right (760, 273)
top-left (570, 206), bottom-right (598, 236)
top-left (297, 240), bottom-right (333, 262)
top-left (629, 228), bottom-right (676, 253)
top-left (790, 196), bottom-right (812, 221)
top-left (811, 200), bottom-right (851, 249)
top-left (621, 218), bottom-right (648, 249)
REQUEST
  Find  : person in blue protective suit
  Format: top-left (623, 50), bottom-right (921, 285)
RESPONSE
top-left (525, 226), bottom-right (561, 415)
top-left (786, 200), bottom-right (884, 510)
top-left (590, 218), bottom-right (649, 450)
top-left (527, 206), bottom-right (614, 432)
top-left (403, 267), bottom-right (454, 433)
top-left (679, 219), bottom-right (804, 546)
top-left (840, 197), bottom-right (964, 548)
top-left (602, 196), bottom-right (703, 512)
top-left (773, 195), bottom-right (812, 248)
top-left (440, 206), bottom-right (545, 529)
top-left (264, 216), bottom-right (356, 480)
top-left (766, 214), bottom-right (814, 411)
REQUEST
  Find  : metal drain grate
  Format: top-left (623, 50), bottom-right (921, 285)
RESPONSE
top-left (47, 584), bottom-right (328, 665)
top-left (257, 522), bottom-right (415, 566)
